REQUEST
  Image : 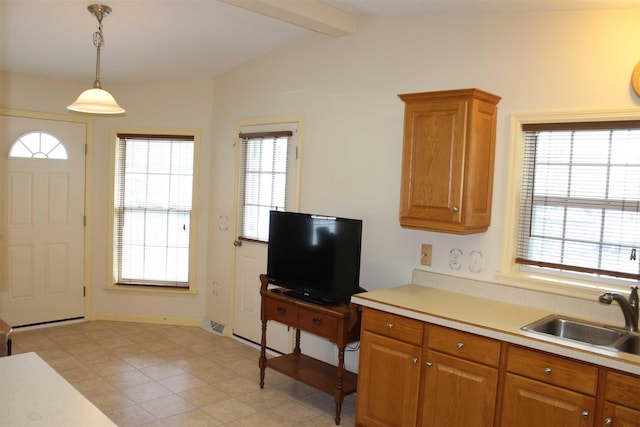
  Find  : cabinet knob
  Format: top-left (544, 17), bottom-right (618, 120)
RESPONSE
top-left (412, 358), bottom-right (418, 364)
top-left (544, 367), bottom-right (552, 375)
top-left (604, 418), bottom-right (613, 426)
top-left (425, 362), bottom-right (433, 367)
top-left (277, 306), bottom-right (286, 315)
top-left (451, 207), bottom-right (459, 213)
top-left (581, 411), bottom-right (590, 419)
top-left (386, 323), bottom-right (394, 329)
top-left (456, 342), bottom-right (464, 349)
top-left (312, 317), bottom-right (323, 327)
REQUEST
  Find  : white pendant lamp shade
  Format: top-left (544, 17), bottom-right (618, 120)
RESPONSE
top-left (67, 87), bottom-right (125, 114)
top-left (67, 4), bottom-right (125, 115)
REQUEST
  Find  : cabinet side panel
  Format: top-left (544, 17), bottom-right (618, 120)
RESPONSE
top-left (464, 99), bottom-right (497, 227)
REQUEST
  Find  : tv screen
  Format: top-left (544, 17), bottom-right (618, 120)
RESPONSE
top-left (267, 210), bottom-right (362, 304)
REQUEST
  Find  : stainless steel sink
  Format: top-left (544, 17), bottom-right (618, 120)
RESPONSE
top-left (522, 314), bottom-right (640, 356)
top-left (616, 335), bottom-right (640, 354)
top-left (522, 315), bottom-right (624, 346)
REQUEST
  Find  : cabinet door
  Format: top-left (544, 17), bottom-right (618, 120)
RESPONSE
top-left (420, 350), bottom-right (498, 427)
top-left (356, 331), bottom-right (422, 427)
top-left (399, 98), bottom-right (466, 225)
top-left (603, 402), bottom-right (640, 427)
top-left (501, 374), bottom-right (595, 427)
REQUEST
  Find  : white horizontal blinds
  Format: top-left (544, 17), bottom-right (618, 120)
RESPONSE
top-left (114, 134), bottom-right (195, 287)
top-left (516, 121), bottom-right (640, 280)
top-left (237, 130), bottom-right (293, 242)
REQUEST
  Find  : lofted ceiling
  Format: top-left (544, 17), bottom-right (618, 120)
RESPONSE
top-left (1, 0), bottom-right (640, 85)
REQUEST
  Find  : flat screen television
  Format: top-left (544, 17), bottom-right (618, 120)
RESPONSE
top-left (267, 210), bottom-right (363, 304)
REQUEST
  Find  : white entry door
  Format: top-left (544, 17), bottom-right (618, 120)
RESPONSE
top-left (234, 239), bottom-right (292, 352)
top-left (232, 121), bottom-right (301, 353)
top-left (0, 115), bottom-right (86, 327)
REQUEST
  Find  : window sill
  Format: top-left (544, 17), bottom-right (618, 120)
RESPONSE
top-left (105, 284), bottom-right (199, 297)
top-left (494, 270), bottom-right (633, 302)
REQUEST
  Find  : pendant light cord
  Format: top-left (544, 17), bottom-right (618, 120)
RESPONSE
top-left (92, 9), bottom-right (105, 89)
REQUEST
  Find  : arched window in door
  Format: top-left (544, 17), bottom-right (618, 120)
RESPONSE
top-left (8, 131), bottom-right (68, 159)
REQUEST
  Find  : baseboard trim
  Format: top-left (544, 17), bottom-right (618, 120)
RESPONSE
top-left (88, 312), bottom-right (202, 327)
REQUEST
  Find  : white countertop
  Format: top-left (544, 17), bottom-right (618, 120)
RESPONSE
top-left (352, 284), bottom-right (640, 375)
top-left (0, 352), bottom-right (117, 427)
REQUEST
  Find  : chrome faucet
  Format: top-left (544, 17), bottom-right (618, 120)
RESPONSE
top-left (598, 286), bottom-right (639, 332)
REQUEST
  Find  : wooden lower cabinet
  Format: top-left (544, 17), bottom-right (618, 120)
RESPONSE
top-left (603, 403), bottom-right (640, 427)
top-left (356, 309), bottom-right (499, 427)
top-left (356, 307), bottom-right (639, 427)
top-left (500, 345), bottom-right (597, 427)
top-left (603, 370), bottom-right (640, 427)
top-left (356, 330), bottom-right (422, 427)
top-left (420, 350), bottom-right (498, 427)
top-left (500, 374), bottom-right (595, 427)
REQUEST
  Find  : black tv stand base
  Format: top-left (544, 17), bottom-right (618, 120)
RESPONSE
top-left (283, 290), bottom-right (335, 306)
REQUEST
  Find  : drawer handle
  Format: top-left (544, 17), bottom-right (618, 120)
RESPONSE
top-left (312, 317), bottom-right (323, 327)
top-left (277, 306), bottom-right (286, 315)
top-left (604, 418), bottom-right (612, 426)
top-left (544, 367), bottom-right (552, 375)
top-left (456, 342), bottom-right (464, 349)
top-left (581, 411), bottom-right (589, 419)
top-left (386, 323), bottom-right (394, 329)
top-left (425, 361), bottom-right (433, 367)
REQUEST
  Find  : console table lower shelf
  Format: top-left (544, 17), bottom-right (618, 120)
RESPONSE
top-left (266, 352), bottom-right (358, 396)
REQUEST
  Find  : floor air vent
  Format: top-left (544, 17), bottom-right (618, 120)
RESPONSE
top-left (201, 318), bottom-right (226, 336)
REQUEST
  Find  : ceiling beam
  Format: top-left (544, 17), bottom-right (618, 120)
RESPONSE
top-left (219, 0), bottom-right (357, 36)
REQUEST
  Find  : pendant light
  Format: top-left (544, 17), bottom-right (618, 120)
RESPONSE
top-left (67, 4), bottom-right (125, 115)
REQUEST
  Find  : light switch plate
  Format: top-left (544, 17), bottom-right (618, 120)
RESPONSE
top-left (421, 244), bottom-right (432, 266)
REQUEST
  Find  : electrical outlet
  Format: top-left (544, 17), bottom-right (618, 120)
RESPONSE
top-left (420, 244), bottom-right (432, 266)
top-left (469, 250), bottom-right (483, 273)
top-left (449, 248), bottom-right (462, 270)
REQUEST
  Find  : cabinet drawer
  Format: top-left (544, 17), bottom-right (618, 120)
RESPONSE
top-left (299, 310), bottom-right (338, 340)
top-left (427, 324), bottom-right (501, 367)
top-left (362, 308), bottom-right (423, 345)
top-left (606, 370), bottom-right (640, 411)
top-left (507, 346), bottom-right (598, 395)
top-left (265, 301), bottom-right (299, 326)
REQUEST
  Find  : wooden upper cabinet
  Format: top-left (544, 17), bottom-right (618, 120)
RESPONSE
top-left (398, 89), bottom-right (501, 234)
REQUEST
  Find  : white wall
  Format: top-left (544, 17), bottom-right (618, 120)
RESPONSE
top-left (208, 9), bottom-right (640, 363)
top-left (87, 78), bottom-right (214, 323)
top-left (1, 71), bottom-right (214, 324)
top-left (3, 6), bottom-right (640, 363)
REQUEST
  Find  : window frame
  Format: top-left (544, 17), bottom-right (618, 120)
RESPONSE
top-left (8, 131), bottom-right (68, 159)
top-left (237, 130), bottom-right (294, 243)
top-left (498, 109), bottom-right (640, 300)
top-left (233, 119), bottom-right (302, 246)
top-left (107, 128), bottom-right (200, 295)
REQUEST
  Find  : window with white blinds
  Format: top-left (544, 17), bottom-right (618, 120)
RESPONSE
top-left (516, 121), bottom-right (640, 281)
top-left (237, 131), bottom-right (293, 242)
top-left (114, 134), bottom-right (195, 287)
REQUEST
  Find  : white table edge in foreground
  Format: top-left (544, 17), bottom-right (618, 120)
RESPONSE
top-left (0, 352), bottom-right (117, 427)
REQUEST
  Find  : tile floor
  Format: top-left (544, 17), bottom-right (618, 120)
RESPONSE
top-left (10, 320), bottom-right (356, 426)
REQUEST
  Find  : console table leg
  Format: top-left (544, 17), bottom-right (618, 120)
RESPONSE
top-left (333, 345), bottom-right (346, 425)
top-left (259, 319), bottom-right (267, 388)
top-left (293, 328), bottom-right (301, 355)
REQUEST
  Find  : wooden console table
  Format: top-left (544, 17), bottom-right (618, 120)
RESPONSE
top-left (258, 274), bottom-right (362, 425)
